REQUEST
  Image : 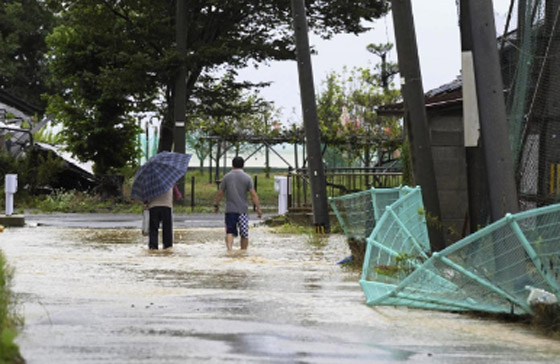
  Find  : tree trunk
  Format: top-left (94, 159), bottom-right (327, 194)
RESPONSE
top-left (159, 84), bottom-right (174, 152)
top-left (94, 174), bottom-right (124, 199)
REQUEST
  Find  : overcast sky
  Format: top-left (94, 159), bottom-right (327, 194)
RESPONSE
top-left (236, 0), bottom-right (514, 125)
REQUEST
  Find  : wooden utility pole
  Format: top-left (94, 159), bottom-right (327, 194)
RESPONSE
top-left (290, 0), bottom-right (330, 232)
top-left (391, 0), bottom-right (445, 251)
top-left (173, 0), bottom-right (187, 198)
top-left (467, 0), bottom-right (519, 220)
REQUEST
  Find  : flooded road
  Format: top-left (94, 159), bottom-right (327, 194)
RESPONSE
top-left (2, 225), bottom-right (560, 363)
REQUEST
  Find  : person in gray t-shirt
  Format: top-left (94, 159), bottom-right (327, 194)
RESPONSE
top-left (214, 156), bottom-right (262, 250)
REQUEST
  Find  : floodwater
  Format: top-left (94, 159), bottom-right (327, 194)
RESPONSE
top-left (2, 226), bottom-right (560, 363)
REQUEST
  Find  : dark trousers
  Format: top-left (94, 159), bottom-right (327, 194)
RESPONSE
top-left (149, 206), bottom-right (173, 249)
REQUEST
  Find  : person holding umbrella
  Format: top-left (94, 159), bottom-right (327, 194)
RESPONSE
top-left (214, 156), bottom-right (262, 251)
top-left (131, 151), bottom-right (191, 250)
top-left (143, 184), bottom-right (182, 250)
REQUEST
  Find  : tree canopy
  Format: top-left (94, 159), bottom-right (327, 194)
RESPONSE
top-left (316, 43), bottom-right (401, 167)
top-left (43, 0), bottom-right (390, 175)
top-left (0, 0), bottom-right (55, 108)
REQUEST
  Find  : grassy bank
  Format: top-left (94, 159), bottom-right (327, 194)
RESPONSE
top-left (0, 250), bottom-right (23, 364)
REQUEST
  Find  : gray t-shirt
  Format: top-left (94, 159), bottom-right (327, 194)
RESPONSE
top-left (220, 169), bottom-right (254, 213)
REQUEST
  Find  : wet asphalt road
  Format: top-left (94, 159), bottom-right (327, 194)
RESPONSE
top-left (2, 213), bottom-right (560, 363)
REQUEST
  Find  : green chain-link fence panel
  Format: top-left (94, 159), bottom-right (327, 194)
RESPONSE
top-left (329, 187), bottom-right (403, 241)
top-left (359, 187), bottom-right (450, 309)
top-left (502, 1), bottom-right (560, 209)
top-left (359, 187), bottom-right (560, 315)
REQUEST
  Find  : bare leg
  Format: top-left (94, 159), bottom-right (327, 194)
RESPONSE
top-left (240, 237), bottom-right (249, 250)
top-left (225, 234), bottom-right (234, 251)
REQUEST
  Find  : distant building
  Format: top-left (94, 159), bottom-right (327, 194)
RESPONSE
top-left (0, 89), bottom-right (96, 191)
top-left (378, 77), bottom-right (468, 244)
top-left (0, 89), bottom-right (43, 157)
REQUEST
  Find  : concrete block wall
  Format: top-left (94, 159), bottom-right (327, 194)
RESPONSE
top-left (428, 109), bottom-right (470, 246)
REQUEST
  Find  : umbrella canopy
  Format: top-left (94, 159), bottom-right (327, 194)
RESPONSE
top-left (131, 152), bottom-right (192, 202)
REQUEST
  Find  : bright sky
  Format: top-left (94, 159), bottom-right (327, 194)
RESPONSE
top-left (237, 0), bottom-right (514, 125)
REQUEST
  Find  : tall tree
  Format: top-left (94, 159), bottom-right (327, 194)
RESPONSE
top-left (45, 9), bottom-right (158, 175)
top-left (316, 63), bottom-right (401, 167)
top-left (44, 0), bottom-right (390, 174)
top-left (188, 72), bottom-right (271, 179)
top-left (0, 0), bottom-right (55, 108)
top-left (366, 43), bottom-right (399, 90)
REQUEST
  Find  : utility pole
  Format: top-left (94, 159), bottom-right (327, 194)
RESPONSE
top-left (173, 0), bottom-right (187, 199)
top-left (460, 0), bottom-right (490, 233)
top-left (467, 0), bottom-right (519, 220)
top-left (290, 0), bottom-right (330, 232)
top-left (466, 0), bottom-right (522, 289)
top-left (391, 0), bottom-right (445, 251)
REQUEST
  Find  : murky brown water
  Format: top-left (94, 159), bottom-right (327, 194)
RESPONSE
top-left (2, 226), bottom-right (560, 363)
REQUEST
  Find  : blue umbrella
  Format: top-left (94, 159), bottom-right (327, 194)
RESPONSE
top-left (131, 151), bottom-right (192, 202)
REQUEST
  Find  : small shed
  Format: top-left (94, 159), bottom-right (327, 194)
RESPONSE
top-left (378, 78), bottom-right (469, 245)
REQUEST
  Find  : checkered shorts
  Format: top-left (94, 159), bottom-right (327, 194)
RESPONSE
top-left (225, 213), bottom-right (249, 238)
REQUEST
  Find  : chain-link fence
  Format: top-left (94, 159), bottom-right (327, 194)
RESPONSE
top-left (503, 0), bottom-right (560, 210)
top-left (329, 187), bottom-right (403, 240)
top-left (359, 187), bottom-right (560, 315)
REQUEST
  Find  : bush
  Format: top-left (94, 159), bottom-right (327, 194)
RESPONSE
top-left (0, 148), bottom-right (65, 195)
top-left (32, 189), bottom-right (139, 213)
top-left (35, 190), bottom-right (94, 212)
top-left (0, 151), bottom-right (18, 177)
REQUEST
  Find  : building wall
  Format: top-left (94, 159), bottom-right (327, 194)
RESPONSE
top-left (428, 107), bottom-right (469, 246)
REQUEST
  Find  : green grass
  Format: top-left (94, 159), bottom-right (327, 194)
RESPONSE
top-left (270, 223), bottom-right (329, 246)
top-left (11, 170), bottom-right (282, 214)
top-left (0, 250), bottom-right (23, 364)
top-left (182, 170), bottom-right (279, 211)
top-left (305, 231), bottom-right (329, 247)
top-left (271, 223), bottom-right (312, 235)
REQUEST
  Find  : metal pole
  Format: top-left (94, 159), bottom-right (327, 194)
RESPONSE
top-left (208, 140), bottom-right (213, 184)
top-left (215, 140), bottom-right (221, 184)
top-left (223, 142), bottom-right (227, 178)
top-left (173, 0), bottom-right (187, 199)
top-left (265, 117), bottom-right (270, 178)
top-left (145, 124), bottom-right (149, 161)
top-left (294, 142), bottom-right (299, 170)
top-left (468, 0), bottom-right (519, 220)
top-left (253, 175), bottom-right (258, 211)
top-left (290, 0), bottom-right (330, 232)
top-left (518, 0), bottom-right (527, 41)
top-left (391, 0), bottom-right (445, 251)
top-left (190, 176), bottom-right (195, 211)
